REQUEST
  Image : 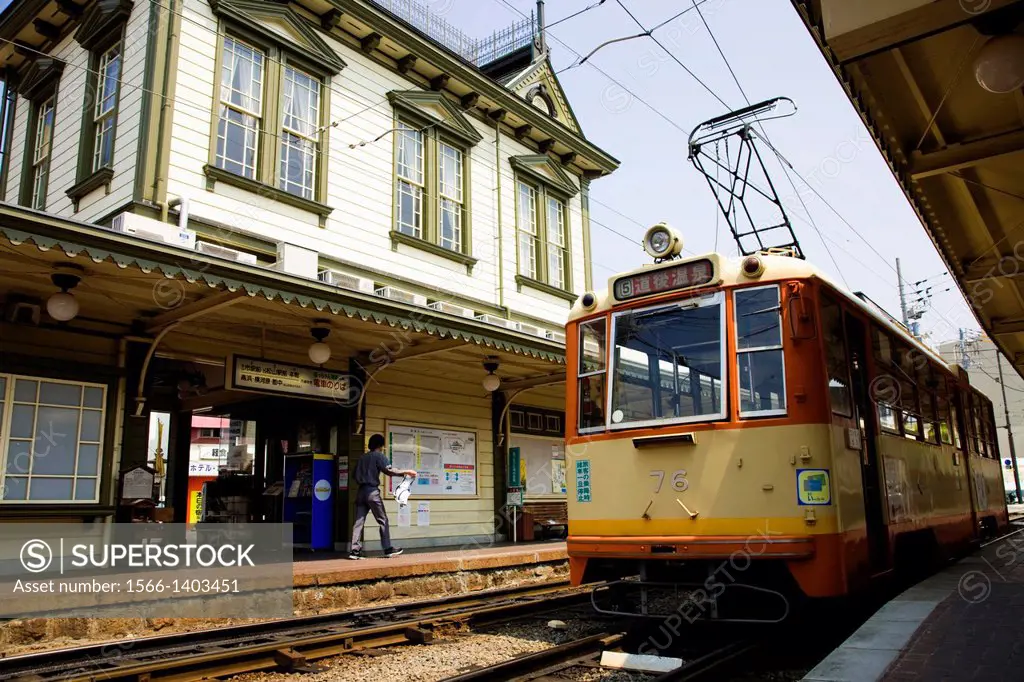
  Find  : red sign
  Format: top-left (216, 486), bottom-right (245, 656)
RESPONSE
top-left (613, 259), bottom-right (714, 301)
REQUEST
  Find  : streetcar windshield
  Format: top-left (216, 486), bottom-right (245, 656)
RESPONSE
top-left (608, 292), bottom-right (726, 428)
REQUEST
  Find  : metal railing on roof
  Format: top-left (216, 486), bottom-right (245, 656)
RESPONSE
top-left (370, 0), bottom-right (535, 67)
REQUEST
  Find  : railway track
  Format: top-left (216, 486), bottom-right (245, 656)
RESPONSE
top-left (0, 580), bottom-right (587, 682)
top-left (440, 635), bottom-right (758, 682)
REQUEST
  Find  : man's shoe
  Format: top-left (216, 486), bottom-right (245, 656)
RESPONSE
top-left (348, 550), bottom-right (364, 560)
top-left (383, 547), bottom-right (404, 558)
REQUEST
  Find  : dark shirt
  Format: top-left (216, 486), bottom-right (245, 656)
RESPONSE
top-left (353, 450), bottom-right (396, 488)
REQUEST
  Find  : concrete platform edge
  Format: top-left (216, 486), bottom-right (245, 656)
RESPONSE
top-left (293, 544), bottom-right (568, 587)
top-left (800, 568), bottom-right (960, 682)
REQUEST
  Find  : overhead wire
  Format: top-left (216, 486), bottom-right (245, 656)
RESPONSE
top-left (681, 0), bottom-right (849, 288)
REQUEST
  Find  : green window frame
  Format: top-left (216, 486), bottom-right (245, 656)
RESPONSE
top-left (66, 0), bottom-right (132, 211)
top-left (392, 122), bottom-right (470, 252)
top-left (29, 97), bottom-right (56, 210)
top-left (387, 90), bottom-right (480, 271)
top-left (16, 56), bottom-right (63, 211)
top-left (205, 28), bottom-right (333, 218)
top-left (201, 1), bottom-right (346, 226)
top-left (510, 155), bottom-right (579, 301)
top-left (515, 178), bottom-right (572, 293)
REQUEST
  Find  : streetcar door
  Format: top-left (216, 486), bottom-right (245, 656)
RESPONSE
top-left (845, 314), bottom-right (889, 571)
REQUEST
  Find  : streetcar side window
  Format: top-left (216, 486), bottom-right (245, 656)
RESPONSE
top-left (918, 362), bottom-right (940, 445)
top-left (984, 399), bottom-right (999, 459)
top-left (951, 401), bottom-right (963, 450)
top-left (896, 344), bottom-right (921, 440)
top-left (871, 328), bottom-right (900, 434)
top-left (820, 294), bottom-right (853, 418)
top-left (577, 319), bottom-right (607, 431)
top-left (735, 285), bottom-right (786, 417)
top-left (936, 379), bottom-right (953, 445)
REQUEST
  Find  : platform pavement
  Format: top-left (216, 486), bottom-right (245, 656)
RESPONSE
top-left (802, 527), bottom-right (1024, 682)
top-left (291, 540), bottom-right (567, 587)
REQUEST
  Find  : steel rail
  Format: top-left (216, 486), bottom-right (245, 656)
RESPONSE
top-left (0, 581), bottom-right (587, 682)
top-left (439, 632), bottom-right (626, 681)
top-left (654, 641), bottom-right (758, 681)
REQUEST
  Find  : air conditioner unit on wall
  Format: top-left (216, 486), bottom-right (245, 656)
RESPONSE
top-left (318, 269), bottom-right (374, 293)
top-left (375, 286), bottom-right (428, 307)
top-left (475, 314), bottom-right (521, 332)
top-left (518, 322), bottom-right (544, 337)
top-left (427, 301), bottom-right (474, 318)
top-left (195, 240), bottom-right (259, 265)
top-left (111, 212), bottom-right (196, 249)
top-left (545, 330), bottom-right (566, 344)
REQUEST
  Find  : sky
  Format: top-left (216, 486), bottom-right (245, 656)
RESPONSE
top-left (440, 0), bottom-right (981, 345)
top-left (0, 0), bottom-right (981, 344)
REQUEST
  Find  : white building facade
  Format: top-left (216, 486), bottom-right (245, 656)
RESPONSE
top-left (0, 0), bottom-right (617, 548)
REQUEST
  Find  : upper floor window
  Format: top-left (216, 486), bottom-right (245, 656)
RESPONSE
top-left (217, 36), bottom-right (264, 180)
top-left (30, 98), bottom-right (55, 210)
top-left (395, 121), bottom-right (425, 239)
top-left (516, 180), bottom-right (570, 289)
top-left (93, 43), bottom-right (122, 172)
top-left (510, 156), bottom-right (579, 299)
top-left (201, 1), bottom-right (345, 222)
top-left (67, 0), bottom-right (131, 210)
top-left (280, 66), bottom-right (321, 200)
top-left (387, 91), bottom-right (481, 270)
top-left (392, 121), bottom-right (468, 252)
top-left (438, 142), bottom-right (464, 252)
top-left (17, 55), bottom-right (63, 211)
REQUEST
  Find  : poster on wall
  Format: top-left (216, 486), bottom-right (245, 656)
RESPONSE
top-left (387, 424), bottom-right (477, 497)
top-left (552, 460), bottom-right (566, 494)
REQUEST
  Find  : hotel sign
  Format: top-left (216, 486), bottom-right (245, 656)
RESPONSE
top-left (226, 355), bottom-right (353, 403)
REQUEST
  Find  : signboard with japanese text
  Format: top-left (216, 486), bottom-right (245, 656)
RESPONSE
top-left (612, 258), bottom-right (716, 301)
top-left (188, 462), bottom-right (221, 477)
top-left (226, 355), bottom-right (354, 403)
top-left (386, 423), bottom-right (477, 497)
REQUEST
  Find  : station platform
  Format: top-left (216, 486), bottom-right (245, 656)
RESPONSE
top-left (803, 528), bottom-right (1024, 682)
top-left (290, 540), bottom-right (568, 612)
top-left (293, 540), bottom-right (567, 587)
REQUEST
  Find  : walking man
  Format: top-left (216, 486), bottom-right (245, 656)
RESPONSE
top-left (349, 434), bottom-right (417, 559)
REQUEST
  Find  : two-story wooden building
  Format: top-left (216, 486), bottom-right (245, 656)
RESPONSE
top-left (0, 0), bottom-right (617, 549)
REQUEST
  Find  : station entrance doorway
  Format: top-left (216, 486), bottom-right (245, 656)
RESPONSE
top-left (148, 395), bottom-right (356, 549)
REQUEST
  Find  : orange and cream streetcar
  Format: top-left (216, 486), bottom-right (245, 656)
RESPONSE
top-left (564, 223), bottom-right (1007, 618)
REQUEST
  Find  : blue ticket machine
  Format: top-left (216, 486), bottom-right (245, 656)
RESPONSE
top-left (283, 452), bottom-right (336, 550)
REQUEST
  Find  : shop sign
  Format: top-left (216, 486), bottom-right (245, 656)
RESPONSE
top-left (226, 354), bottom-right (354, 403)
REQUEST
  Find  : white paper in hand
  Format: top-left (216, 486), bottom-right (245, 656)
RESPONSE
top-left (395, 475), bottom-right (413, 507)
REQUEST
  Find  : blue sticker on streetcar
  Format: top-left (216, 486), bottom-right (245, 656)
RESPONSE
top-left (796, 469), bottom-right (831, 505)
top-left (576, 459), bottom-right (591, 503)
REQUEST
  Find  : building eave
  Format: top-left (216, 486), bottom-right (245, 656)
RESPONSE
top-left (0, 202), bottom-right (568, 364)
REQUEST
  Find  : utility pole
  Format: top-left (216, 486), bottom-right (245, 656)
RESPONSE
top-left (897, 258), bottom-right (910, 330)
top-left (996, 350), bottom-right (1022, 504)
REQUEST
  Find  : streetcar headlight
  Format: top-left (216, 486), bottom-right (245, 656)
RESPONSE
top-left (643, 223), bottom-right (682, 260)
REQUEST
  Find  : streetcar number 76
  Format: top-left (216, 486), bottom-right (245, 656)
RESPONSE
top-left (650, 470), bottom-right (689, 493)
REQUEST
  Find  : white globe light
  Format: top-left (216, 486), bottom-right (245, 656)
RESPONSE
top-left (482, 373), bottom-right (501, 392)
top-left (46, 291), bottom-right (79, 321)
top-left (974, 35), bottom-right (1024, 94)
top-left (308, 341), bottom-right (331, 365)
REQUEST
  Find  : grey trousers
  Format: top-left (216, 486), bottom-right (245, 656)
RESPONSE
top-left (350, 486), bottom-right (391, 551)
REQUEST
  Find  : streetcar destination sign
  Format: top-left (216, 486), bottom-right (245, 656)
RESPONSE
top-left (612, 258), bottom-right (715, 301)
